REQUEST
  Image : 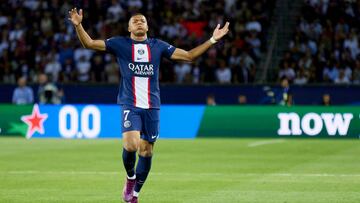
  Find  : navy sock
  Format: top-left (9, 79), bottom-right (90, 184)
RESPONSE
top-left (134, 155), bottom-right (152, 193)
top-left (122, 148), bottom-right (136, 178)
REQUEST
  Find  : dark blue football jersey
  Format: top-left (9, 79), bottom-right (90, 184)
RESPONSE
top-left (105, 37), bottom-right (176, 109)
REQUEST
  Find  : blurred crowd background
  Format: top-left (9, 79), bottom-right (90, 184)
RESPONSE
top-left (1, 0), bottom-right (360, 106)
top-left (280, 0), bottom-right (360, 85)
top-left (0, 0), bottom-right (274, 85)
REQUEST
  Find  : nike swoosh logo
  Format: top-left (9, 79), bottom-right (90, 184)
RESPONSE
top-left (151, 135), bottom-right (158, 139)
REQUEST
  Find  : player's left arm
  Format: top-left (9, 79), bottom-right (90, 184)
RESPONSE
top-left (170, 22), bottom-right (229, 62)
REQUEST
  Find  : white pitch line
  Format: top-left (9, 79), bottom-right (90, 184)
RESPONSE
top-left (2, 171), bottom-right (360, 177)
top-left (248, 139), bottom-right (286, 147)
top-left (267, 173), bottom-right (360, 177)
top-left (4, 171), bottom-right (119, 175)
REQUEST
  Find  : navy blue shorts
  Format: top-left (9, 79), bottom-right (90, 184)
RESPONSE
top-left (121, 105), bottom-right (160, 143)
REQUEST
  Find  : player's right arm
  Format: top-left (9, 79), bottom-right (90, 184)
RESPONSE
top-left (68, 8), bottom-right (105, 51)
top-left (170, 22), bottom-right (229, 62)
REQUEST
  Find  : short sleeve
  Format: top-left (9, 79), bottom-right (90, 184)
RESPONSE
top-left (105, 37), bottom-right (119, 54)
top-left (157, 39), bottom-right (176, 59)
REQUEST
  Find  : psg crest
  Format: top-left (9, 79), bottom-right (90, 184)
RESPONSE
top-left (138, 49), bottom-right (145, 55)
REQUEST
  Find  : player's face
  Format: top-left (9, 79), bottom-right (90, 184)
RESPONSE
top-left (128, 15), bottom-right (148, 37)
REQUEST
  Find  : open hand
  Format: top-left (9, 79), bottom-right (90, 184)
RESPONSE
top-left (212, 22), bottom-right (230, 41)
top-left (68, 8), bottom-right (83, 26)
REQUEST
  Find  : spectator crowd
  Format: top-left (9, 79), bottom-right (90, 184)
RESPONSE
top-left (279, 0), bottom-right (360, 85)
top-left (0, 0), bottom-right (274, 85)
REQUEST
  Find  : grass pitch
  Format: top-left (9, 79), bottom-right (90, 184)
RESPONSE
top-left (0, 137), bottom-right (359, 203)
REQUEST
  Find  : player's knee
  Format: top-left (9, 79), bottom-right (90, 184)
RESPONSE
top-left (139, 145), bottom-right (153, 157)
top-left (139, 149), bottom-right (153, 157)
top-left (123, 142), bottom-right (138, 152)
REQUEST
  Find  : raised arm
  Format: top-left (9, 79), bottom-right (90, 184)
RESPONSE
top-left (68, 8), bottom-right (105, 51)
top-left (171, 22), bottom-right (230, 62)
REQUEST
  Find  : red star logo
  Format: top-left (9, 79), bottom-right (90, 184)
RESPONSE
top-left (21, 104), bottom-right (48, 139)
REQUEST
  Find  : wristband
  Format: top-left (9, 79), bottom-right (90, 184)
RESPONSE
top-left (209, 37), bottom-right (217, 44)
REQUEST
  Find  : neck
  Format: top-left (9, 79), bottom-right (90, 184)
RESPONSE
top-left (130, 33), bottom-right (147, 41)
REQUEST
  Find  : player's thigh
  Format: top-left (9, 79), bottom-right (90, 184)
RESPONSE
top-left (121, 106), bottom-right (142, 151)
top-left (122, 130), bottom-right (140, 151)
top-left (141, 109), bottom-right (160, 143)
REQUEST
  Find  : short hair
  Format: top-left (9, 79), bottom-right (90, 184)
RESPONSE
top-left (129, 13), bottom-right (146, 23)
top-left (131, 13), bottom-right (145, 18)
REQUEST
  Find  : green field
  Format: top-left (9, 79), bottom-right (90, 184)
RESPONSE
top-left (0, 137), bottom-right (359, 203)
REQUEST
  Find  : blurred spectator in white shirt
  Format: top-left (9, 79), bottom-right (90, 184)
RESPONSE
top-left (278, 61), bottom-right (296, 82)
top-left (246, 16), bottom-right (262, 33)
top-left (76, 56), bottom-right (91, 82)
top-left (74, 47), bottom-right (94, 62)
top-left (294, 69), bottom-right (309, 85)
top-left (216, 60), bottom-right (231, 84)
top-left (44, 55), bottom-right (62, 82)
top-left (174, 62), bottom-right (192, 84)
top-left (105, 56), bottom-right (120, 84)
top-left (343, 30), bottom-right (359, 59)
top-left (334, 69), bottom-right (351, 84)
top-left (107, 0), bottom-right (125, 23)
top-left (12, 77), bottom-right (34, 105)
top-left (323, 62), bottom-right (339, 82)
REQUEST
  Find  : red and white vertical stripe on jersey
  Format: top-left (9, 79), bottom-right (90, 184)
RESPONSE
top-left (132, 44), bottom-right (135, 62)
top-left (132, 77), bottom-right (136, 106)
top-left (133, 43), bottom-right (151, 62)
top-left (146, 44), bottom-right (151, 62)
top-left (132, 76), bottom-right (151, 109)
top-left (147, 78), bottom-right (151, 108)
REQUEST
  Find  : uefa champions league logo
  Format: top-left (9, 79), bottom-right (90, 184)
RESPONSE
top-left (138, 49), bottom-right (145, 55)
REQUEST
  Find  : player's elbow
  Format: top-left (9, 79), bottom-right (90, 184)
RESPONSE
top-left (185, 54), bottom-right (195, 62)
top-left (83, 40), bottom-right (105, 51)
top-left (82, 43), bottom-right (89, 49)
top-left (81, 41), bottom-right (90, 49)
top-left (183, 58), bottom-right (194, 63)
top-left (83, 42), bottom-right (92, 49)
top-left (83, 40), bottom-right (95, 49)
top-left (186, 50), bottom-right (200, 62)
top-left (172, 50), bottom-right (195, 62)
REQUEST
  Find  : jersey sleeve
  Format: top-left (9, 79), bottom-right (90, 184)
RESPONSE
top-left (105, 37), bottom-right (120, 54)
top-left (157, 39), bottom-right (176, 59)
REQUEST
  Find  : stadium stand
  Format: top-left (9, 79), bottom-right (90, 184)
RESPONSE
top-left (0, 0), bottom-right (275, 84)
top-left (279, 0), bottom-right (360, 84)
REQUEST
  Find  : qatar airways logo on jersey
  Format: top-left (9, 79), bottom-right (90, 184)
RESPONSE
top-left (128, 63), bottom-right (154, 76)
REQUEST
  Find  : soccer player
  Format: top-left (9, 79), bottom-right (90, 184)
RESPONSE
top-left (68, 8), bottom-right (229, 203)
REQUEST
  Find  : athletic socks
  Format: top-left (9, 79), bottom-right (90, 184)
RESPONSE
top-left (123, 150), bottom-right (153, 197)
top-left (122, 148), bottom-right (136, 178)
top-left (134, 155), bottom-right (152, 193)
